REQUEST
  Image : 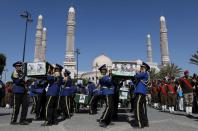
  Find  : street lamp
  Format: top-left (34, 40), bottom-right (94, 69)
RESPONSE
top-left (75, 48), bottom-right (80, 79)
top-left (20, 11), bottom-right (33, 62)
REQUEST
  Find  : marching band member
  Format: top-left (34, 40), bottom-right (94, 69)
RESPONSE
top-left (133, 62), bottom-right (150, 128)
top-left (98, 64), bottom-right (115, 128)
top-left (11, 61), bottom-right (29, 125)
top-left (59, 69), bottom-right (72, 120)
top-left (87, 79), bottom-right (98, 114)
top-left (42, 64), bottom-right (63, 126)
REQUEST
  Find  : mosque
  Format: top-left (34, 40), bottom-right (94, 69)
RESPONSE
top-left (33, 6), bottom-right (169, 81)
top-left (80, 54), bottom-right (158, 84)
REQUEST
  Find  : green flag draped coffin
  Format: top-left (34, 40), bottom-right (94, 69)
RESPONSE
top-left (112, 70), bottom-right (135, 77)
top-left (74, 94), bottom-right (90, 105)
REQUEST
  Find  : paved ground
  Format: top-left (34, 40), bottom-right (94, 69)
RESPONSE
top-left (0, 106), bottom-right (198, 131)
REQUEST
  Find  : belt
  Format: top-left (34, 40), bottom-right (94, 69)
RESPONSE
top-left (102, 86), bottom-right (113, 89)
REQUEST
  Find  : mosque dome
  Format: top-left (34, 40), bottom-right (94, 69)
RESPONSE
top-left (92, 55), bottom-right (112, 71)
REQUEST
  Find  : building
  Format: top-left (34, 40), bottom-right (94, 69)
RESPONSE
top-left (64, 7), bottom-right (76, 78)
top-left (80, 54), bottom-right (159, 84)
top-left (160, 16), bottom-right (170, 66)
top-left (34, 15), bottom-right (47, 62)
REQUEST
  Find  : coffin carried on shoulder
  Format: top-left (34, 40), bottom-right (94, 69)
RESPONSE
top-left (25, 62), bottom-right (53, 77)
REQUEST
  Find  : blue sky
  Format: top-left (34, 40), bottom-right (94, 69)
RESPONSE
top-left (0, 0), bottom-right (197, 81)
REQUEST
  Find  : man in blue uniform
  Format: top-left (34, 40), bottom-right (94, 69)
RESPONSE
top-left (42, 64), bottom-right (63, 126)
top-left (29, 79), bottom-right (37, 114)
top-left (87, 79), bottom-right (98, 114)
top-left (98, 64), bottom-right (114, 128)
top-left (133, 62), bottom-right (150, 128)
top-left (34, 79), bottom-right (47, 120)
top-left (10, 61), bottom-right (29, 125)
top-left (59, 69), bottom-right (72, 120)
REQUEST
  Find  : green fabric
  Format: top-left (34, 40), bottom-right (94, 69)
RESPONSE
top-left (74, 94), bottom-right (90, 105)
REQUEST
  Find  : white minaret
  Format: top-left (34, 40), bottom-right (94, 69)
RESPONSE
top-left (40, 27), bottom-right (47, 62)
top-left (160, 16), bottom-right (170, 66)
top-left (34, 15), bottom-right (43, 62)
top-left (64, 6), bottom-right (76, 78)
top-left (147, 34), bottom-right (153, 63)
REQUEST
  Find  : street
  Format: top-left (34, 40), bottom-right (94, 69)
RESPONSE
top-left (0, 106), bottom-right (198, 131)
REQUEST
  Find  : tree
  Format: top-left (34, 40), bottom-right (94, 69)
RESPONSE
top-left (190, 50), bottom-right (198, 65)
top-left (149, 68), bottom-right (159, 82)
top-left (0, 53), bottom-right (6, 76)
top-left (158, 63), bottom-right (182, 79)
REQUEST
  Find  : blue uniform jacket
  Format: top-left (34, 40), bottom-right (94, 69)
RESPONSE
top-left (134, 72), bottom-right (149, 95)
top-left (46, 75), bottom-right (62, 96)
top-left (87, 82), bottom-right (97, 96)
top-left (29, 85), bottom-right (36, 97)
top-left (11, 71), bottom-right (25, 93)
top-left (99, 75), bottom-right (114, 95)
top-left (59, 77), bottom-right (74, 96)
top-left (34, 80), bottom-right (47, 94)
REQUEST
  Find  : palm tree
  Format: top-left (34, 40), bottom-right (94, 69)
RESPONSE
top-left (158, 63), bottom-right (182, 79)
top-left (149, 68), bottom-right (159, 82)
top-left (0, 53), bottom-right (6, 76)
top-left (190, 51), bottom-right (198, 65)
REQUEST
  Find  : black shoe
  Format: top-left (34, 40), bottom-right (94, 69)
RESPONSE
top-left (131, 122), bottom-right (144, 128)
top-left (89, 112), bottom-right (97, 115)
top-left (35, 117), bottom-right (44, 121)
top-left (187, 114), bottom-right (193, 118)
top-left (133, 125), bottom-right (144, 129)
top-left (53, 121), bottom-right (59, 125)
top-left (10, 121), bottom-right (18, 125)
top-left (112, 116), bottom-right (118, 121)
top-left (144, 123), bottom-right (149, 127)
top-left (61, 116), bottom-right (66, 120)
top-left (96, 119), bottom-right (101, 122)
top-left (41, 122), bottom-right (52, 126)
top-left (99, 122), bottom-right (107, 128)
top-left (19, 121), bottom-right (29, 125)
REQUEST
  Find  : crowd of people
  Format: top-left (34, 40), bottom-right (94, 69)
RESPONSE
top-left (0, 60), bottom-right (197, 129)
top-left (0, 81), bottom-right (13, 108)
top-left (147, 71), bottom-right (198, 116)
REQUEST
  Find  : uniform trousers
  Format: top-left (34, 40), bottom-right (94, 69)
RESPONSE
top-left (89, 95), bottom-right (98, 114)
top-left (45, 96), bottom-right (58, 124)
top-left (161, 95), bottom-right (167, 106)
top-left (184, 93), bottom-right (194, 106)
top-left (112, 87), bottom-right (119, 118)
top-left (100, 94), bottom-right (114, 125)
top-left (60, 96), bottom-right (70, 118)
top-left (11, 93), bottom-right (28, 122)
top-left (35, 92), bottom-right (46, 118)
top-left (134, 93), bottom-right (148, 128)
top-left (167, 93), bottom-right (176, 107)
top-left (69, 95), bottom-right (74, 114)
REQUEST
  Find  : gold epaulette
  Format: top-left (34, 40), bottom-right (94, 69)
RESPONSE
top-left (12, 70), bottom-right (19, 78)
